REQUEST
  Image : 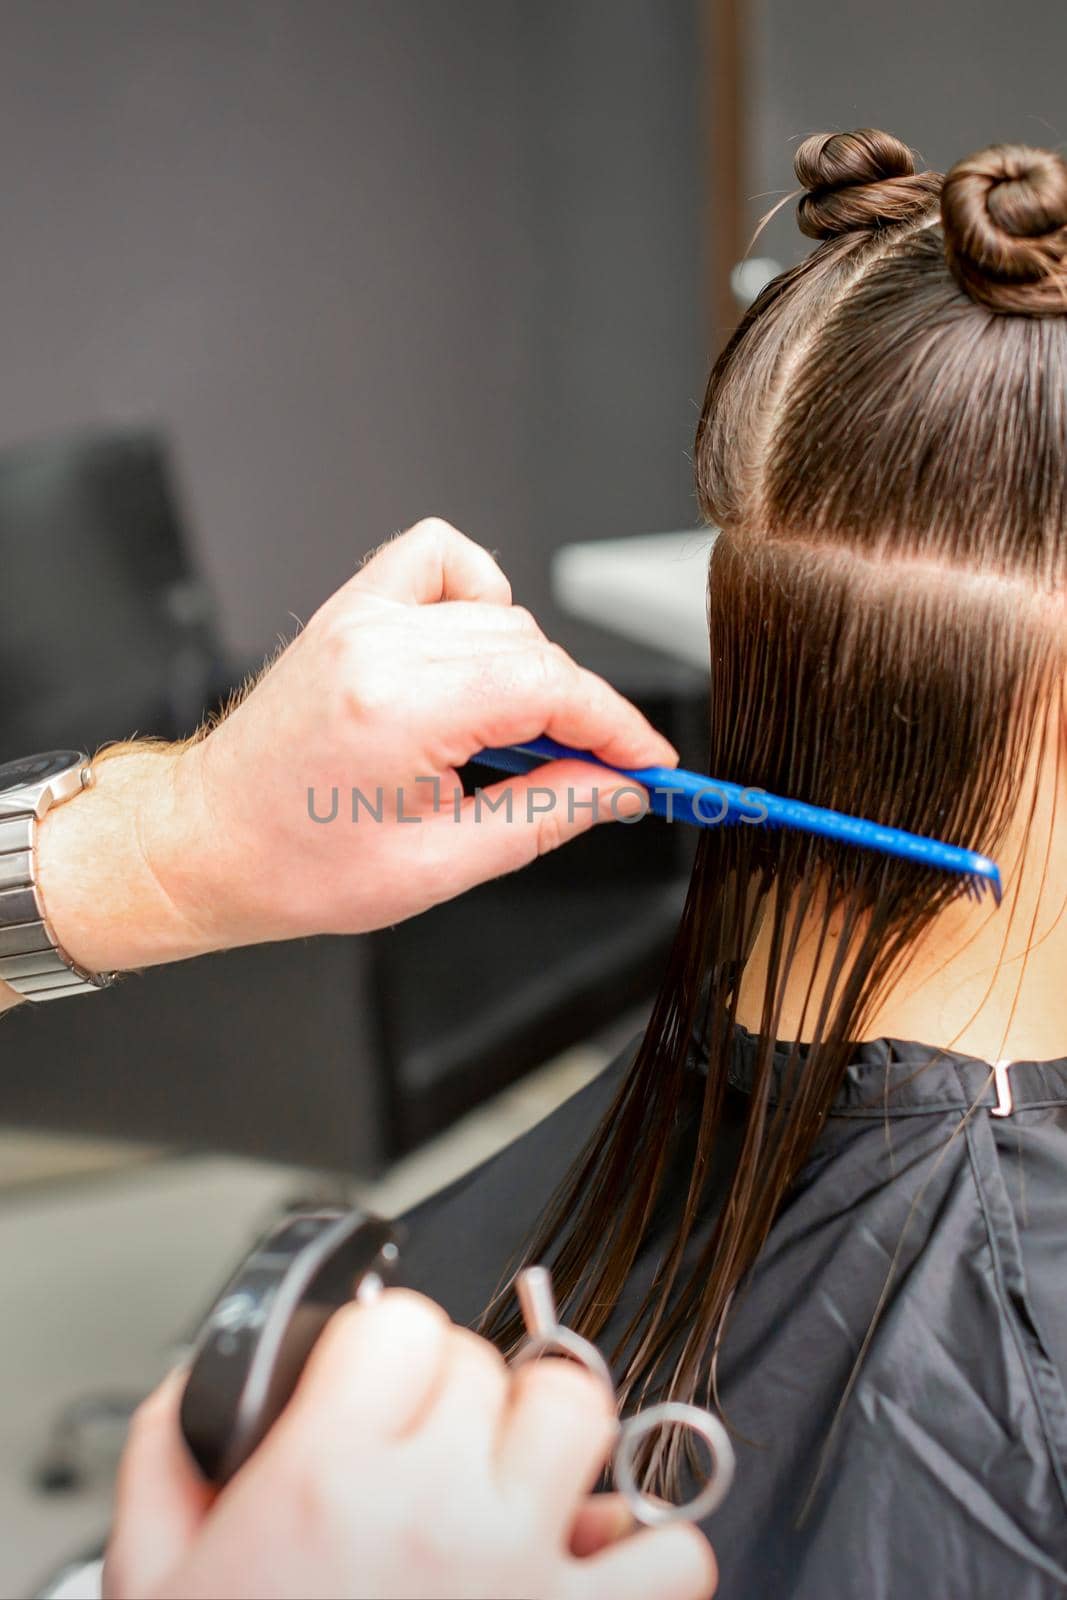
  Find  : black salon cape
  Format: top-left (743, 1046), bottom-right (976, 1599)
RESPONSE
top-left (399, 1026), bottom-right (1067, 1599)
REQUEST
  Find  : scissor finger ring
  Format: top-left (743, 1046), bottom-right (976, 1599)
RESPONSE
top-left (511, 1267), bottom-right (615, 1389)
top-left (614, 1399), bottom-right (736, 1523)
top-left (511, 1266), bottom-right (735, 1527)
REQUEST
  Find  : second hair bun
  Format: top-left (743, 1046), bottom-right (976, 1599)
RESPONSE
top-left (941, 144), bottom-right (1067, 313)
top-left (795, 128), bottom-right (941, 240)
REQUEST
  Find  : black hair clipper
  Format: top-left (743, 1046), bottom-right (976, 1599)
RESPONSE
top-left (180, 1208), bottom-right (404, 1485)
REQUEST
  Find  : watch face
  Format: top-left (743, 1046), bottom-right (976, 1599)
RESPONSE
top-left (0, 752), bottom-right (85, 792)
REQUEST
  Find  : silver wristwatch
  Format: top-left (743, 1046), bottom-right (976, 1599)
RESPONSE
top-left (0, 752), bottom-right (115, 1001)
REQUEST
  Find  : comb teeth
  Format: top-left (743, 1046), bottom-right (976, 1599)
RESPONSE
top-left (472, 739), bottom-right (1004, 902)
top-left (962, 870), bottom-right (1003, 908)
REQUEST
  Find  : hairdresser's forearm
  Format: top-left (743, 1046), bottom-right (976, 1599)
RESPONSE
top-left (0, 748), bottom-right (220, 1014)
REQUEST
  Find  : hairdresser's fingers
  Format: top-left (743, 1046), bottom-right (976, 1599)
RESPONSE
top-left (349, 519), bottom-right (512, 606)
top-left (415, 600), bottom-right (546, 642)
top-left (410, 1326), bottom-right (510, 1476)
top-left (429, 647), bottom-right (678, 771)
top-left (568, 1494), bottom-right (637, 1557)
top-left (568, 1523), bottom-right (718, 1600)
top-left (568, 1491), bottom-right (675, 1558)
top-left (104, 1370), bottom-right (213, 1600)
top-left (286, 1291), bottom-right (451, 1444)
top-left (541, 663), bottom-right (678, 769)
top-left (401, 602), bottom-right (548, 664)
top-left (423, 764), bottom-right (643, 892)
top-left (495, 1359), bottom-right (618, 1532)
top-left (418, 762), bottom-right (645, 899)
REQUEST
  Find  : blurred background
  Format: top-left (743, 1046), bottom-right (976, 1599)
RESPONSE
top-left (0, 1), bottom-right (1064, 1593)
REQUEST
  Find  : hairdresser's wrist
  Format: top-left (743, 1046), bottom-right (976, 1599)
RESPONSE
top-left (29, 745), bottom-right (222, 982)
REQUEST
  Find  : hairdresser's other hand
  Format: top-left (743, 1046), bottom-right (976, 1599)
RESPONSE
top-left (105, 1291), bottom-right (716, 1600)
top-left (32, 519), bottom-right (677, 977)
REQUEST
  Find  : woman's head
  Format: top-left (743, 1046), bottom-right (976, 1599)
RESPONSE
top-left (483, 130), bottom-right (1067, 1492)
top-left (700, 129), bottom-right (1067, 565)
top-left (694, 128), bottom-right (1067, 1030)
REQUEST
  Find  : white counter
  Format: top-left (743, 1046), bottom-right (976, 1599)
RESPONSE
top-left (551, 528), bottom-right (715, 671)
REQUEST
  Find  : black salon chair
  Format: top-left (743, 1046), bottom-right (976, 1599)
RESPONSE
top-left (0, 426), bottom-right (706, 1171)
top-left (0, 428), bottom-right (227, 759)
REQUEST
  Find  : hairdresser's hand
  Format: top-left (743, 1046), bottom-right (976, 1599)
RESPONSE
top-left (105, 1291), bottom-right (716, 1600)
top-left (27, 519), bottom-right (676, 982)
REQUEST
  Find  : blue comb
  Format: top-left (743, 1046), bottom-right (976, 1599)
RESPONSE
top-left (473, 736), bottom-right (1002, 905)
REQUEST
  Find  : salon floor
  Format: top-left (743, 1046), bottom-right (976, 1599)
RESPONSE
top-left (0, 1025), bottom-right (634, 1600)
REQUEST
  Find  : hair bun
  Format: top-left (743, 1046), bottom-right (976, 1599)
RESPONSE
top-left (941, 144), bottom-right (1067, 314)
top-left (795, 128), bottom-right (941, 240)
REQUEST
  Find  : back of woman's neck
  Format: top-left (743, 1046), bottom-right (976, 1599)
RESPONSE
top-left (738, 716), bottom-right (1067, 1065)
top-left (737, 851), bottom-right (1067, 1066)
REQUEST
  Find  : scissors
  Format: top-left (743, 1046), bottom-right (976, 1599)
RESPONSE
top-left (509, 1264), bottom-right (735, 1526)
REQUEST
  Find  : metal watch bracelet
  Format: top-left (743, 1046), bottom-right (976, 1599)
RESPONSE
top-left (0, 770), bottom-right (115, 1002)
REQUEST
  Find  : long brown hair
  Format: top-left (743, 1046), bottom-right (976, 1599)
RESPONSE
top-left (482, 129), bottom-right (1067, 1493)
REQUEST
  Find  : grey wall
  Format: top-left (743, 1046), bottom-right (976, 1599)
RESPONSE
top-left (747, 0), bottom-right (1067, 270)
top-left (0, 0), bottom-right (703, 658)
